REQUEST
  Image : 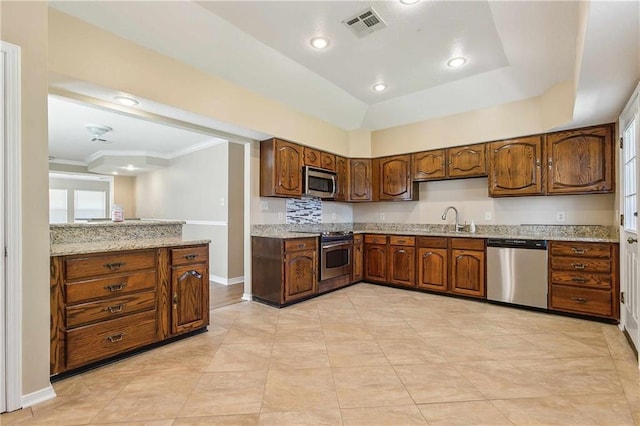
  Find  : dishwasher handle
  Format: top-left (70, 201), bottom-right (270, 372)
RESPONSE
top-left (487, 239), bottom-right (547, 249)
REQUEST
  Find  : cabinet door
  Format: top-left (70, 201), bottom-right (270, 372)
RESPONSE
top-left (283, 250), bottom-right (317, 302)
top-left (546, 124), bottom-right (614, 194)
top-left (488, 136), bottom-right (543, 196)
top-left (349, 158), bottom-right (372, 202)
top-left (353, 242), bottom-right (363, 282)
top-left (275, 140), bottom-right (303, 196)
top-left (448, 143), bottom-right (487, 178)
top-left (335, 156), bottom-right (349, 202)
top-left (378, 155), bottom-right (414, 200)
top-left (413, 150), bottom-right (445, 181)
top-left (171, 263), bottom-right (208, 334)
top-left (364, 244), bottom-right (387, 282)
top-left (304, 147), bottom-right (322, 167)
top-left (450, 249), bottom-right (485, 298)
top-left (388, 245), bottom-right (416, 287)
top-left (417, 247), bottom-right (448, 292)
top-left (321, 152), bottom-right (336, 171)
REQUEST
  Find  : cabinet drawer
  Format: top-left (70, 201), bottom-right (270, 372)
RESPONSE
top-left (550, 285), bottom-right (612, 317)
top-left (66, 290), bottom-right (156, 328)
top-left (66, 310), bottom-right (157, 369)
top-left (551, 257), bottom-right (610, 273)
top-left (65, 250), bottom-right (156, 281)
top-left (171, 245), bottom-right (209, 266)
top-left (65, 270), bottom-right (156, 304)
top-left (364, 234), bottom-right (387, 245)
top-left (550, 271), bottom-right (611, 289)
top-left (389, 236), bottom-right (415, 246)
top-left (284, 238), bottom-right (317, 252)
top-left (450, 238), bottom-right (485, 251)
top-left (551, 242), bottom-right (611, 258)
top-left (353, 234), bottom-right (363, 243)
top-left (417, 237), bottom-right (448, 249)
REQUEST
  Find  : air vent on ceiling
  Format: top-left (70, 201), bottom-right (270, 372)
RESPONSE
top-left (342, 7), bottom-right (387, 38)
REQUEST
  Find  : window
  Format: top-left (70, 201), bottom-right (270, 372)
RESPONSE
top-left (74, 190), bottom-right (107, 220)
top-left (49, 189), bottom-right (68, 224)
top-left (624, 117), bottom-right (637, 232)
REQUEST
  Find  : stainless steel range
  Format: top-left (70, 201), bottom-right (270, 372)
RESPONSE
top-left (318, 231), bottom-right (353, 281)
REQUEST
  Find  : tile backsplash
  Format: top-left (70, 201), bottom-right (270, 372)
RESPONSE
top-left (286, 197), bottom-right (322, 224)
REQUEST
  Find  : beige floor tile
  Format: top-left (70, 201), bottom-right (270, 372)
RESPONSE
top-left (178, 370), bottom-right (267, 417)
top-left (52, 367), bottom-right (137, 402)
top-left (91, 420), bottom-right (175, 426)
top-left (492, 393), bottom-right (635, 425)
top-left (394, 363), bottom-right (484, 404)
top-left (142, 335), bottom-right (219, 372)
top-left (518, 332), bottom-right (610, 358)
top-left (326, 340), bottom-right (390, 367)
top-left (445, 316), bottom-right (512, 336)
top-left (424, 335), bottom-right (496, 362)
top-left (341, 405), bottom-right (427, 425)
top-left (603, 325), bottom-right (638, 361)
top-left (418, 400), bottom-right (512, 426)
top-left (173, 413), bottom-right (259, 425)
top-left (454, 360), bottom-right (550, 399)
top-left (222, 322), bottom-right (277, 344)
top-left (0, 408), bottom-right (33, 425)
top-left (269, 341), bottom-right (330, 369)
top-left (205, 343), bottom-right (273, 372)
top-left (365, 320), bottom-right (417, 339)
top-left (261, 368), bottom-right (339, 412)
top-left (258, 409), bottom-right (342, 425)
top-left (318, 308), bottom-right (363, 324)
top-left (26, 395), bottom-right (110, 425)
top-left (377, 338), bottom-right (446, 365)
top-left (321, 321), bottom-right (373, 341)
top-left (332, 366), bottom-right (413, 408)
top-left (475, 334), bottom-right (555, 360)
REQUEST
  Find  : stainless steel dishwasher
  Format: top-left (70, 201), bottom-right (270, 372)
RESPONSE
top-left (487, 238), bottom-right (548, 309)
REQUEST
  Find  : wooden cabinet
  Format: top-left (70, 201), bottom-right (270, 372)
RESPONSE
top-left (488, 136), bottom-right (544, 197)
top-left (335, 155), bottom-right (349, 202)
top-left (545, 124), bottom-right (614, 194)
top-left (252, 237), bottom-right (317, 306)
top-left (364, 234), bottom-right (388, 282)
top-left (413, 149), bottom-right (445, 180)
top-left (304, 147), bottom-right (336, 172)
top-left (352, 234), bottom-right (363, 282)
top-left (413, 144), bottom-right (486, 181)
top-left (260, 138), bottom-right (304, 197)
top-left (417, 237), bottom-right (448, 292)
top-left (376, 155), bottom-right (417, 201)
top-left (388, 236), bottom-right (416, 287)
top-left (548, 241), bottom-right (619, 319)
top-left (50, 244), bottom-right (210, 375)
top-left (170, 246), bottom-right (209, 335)
top-left (349, 158), bottom-right (373, 202)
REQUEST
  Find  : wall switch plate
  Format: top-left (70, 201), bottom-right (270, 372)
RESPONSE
top-left (277, 212), bottom-right (283, 221)
top-left (331, 213), bottom-right (337, 220)
top-left (219, 197), bottom-right (225, 206)
top-left (557, 211), bottom-right (566, 222)
top-left (379, 213), bottom-right (385, 220)
top-left (484, 211), bottom-right (492, 221)
top-left (260, 201), bottom-right (268, 211)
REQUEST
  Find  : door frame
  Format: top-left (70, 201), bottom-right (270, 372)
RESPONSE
top-left (1, 40), bottom-right (23, 412)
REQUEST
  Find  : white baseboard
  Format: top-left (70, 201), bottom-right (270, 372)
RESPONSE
top-left (209, 274), bottom-right (244, 286)
top-left (22, 384), bottom-right (56, 408)
top-left (242, 293), bottom-right (252, 301)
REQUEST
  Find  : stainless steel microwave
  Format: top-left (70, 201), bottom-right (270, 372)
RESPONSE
top-left (304, 166), bottom-right (336, 199)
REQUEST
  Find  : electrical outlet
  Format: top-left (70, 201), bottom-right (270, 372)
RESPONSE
top-left (219, 197), bottom-right (225, 206)
top-left (331, 213), bottom-right (337, 221)
top-left (484, 211), bottom-right (492, 221)
top-left (556, 211), bottom-right (566, 222)
top-left (277, 212), bottom-right (284, 221)
top-left (379, 212), bottom-right (385, 220)
top-left (260, 201), bottom-right (268, 211)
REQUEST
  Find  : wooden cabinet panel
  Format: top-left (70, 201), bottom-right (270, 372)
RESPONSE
top-left (388, 245), bottom-right (416, 287)
top-left (304, 147), bottom-right (322, 167)
top-left (377, 155), bottom-right (415, 201)
top-left (448, 143), bottom-right (487, 178)
top-left (364, 244), bottom-right (387, 282)
top-left (353, 238), bottom-right (363, 282)
top-left (450, 238), bottom-right (485, 251)
top-left (283, 250), bottom-right (317, 302)
top-left (171, 262), bottom-right (208, 334)
top-left (550, 257), bottom-right (611, 273)
top-left (66, 290), bottom-right (156, 328)
top-left (349, 158), bottom-right (373, 201)
top-left (546, 124), bottom-right (614, 194)
top-left (450, 249), bottom-right (485, 297)
top-left (65, 250), bottom-right (156, 281)
top-left (488, 136), bottom-right (543, 197)
top-left (417, 237), bottom-right (448, 249)
top-left (65, 270), bottom-right (156, 304)
top-left (389, 236), bottom-right (415, 246)
top-left (550, 242), bottom-right (611, 257)
top-left (417, 247), bottom-right (447, 292)
top-left (284, 238), bottom-right (317, 252)
top-left (550, 271), bottom-right (611, 289)
top-left (550, 285), bottom-right (612, 317)
top-left (321, 152), bottom-right (336, 171)
top-left (260, 138), bottom-right (303, 197)
top-left (365, 234), bottom-right (387, 245)
top-left (413, 150), bottom-right (445, 181)
top-left (335, 156), bottom-right (349, 201)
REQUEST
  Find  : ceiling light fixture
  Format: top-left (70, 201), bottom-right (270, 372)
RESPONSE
top-left (310, 37), bottom-right (329, 49)
top-left (399, 0), bottom-right (420, 5)
top-left (447, 56), bottom-right (467, 68)
top-left (126, 165), bottom-right (135, 171)
top-left (85, 124), bottom-right (113, 142)
top-left (114, 95), bottom-right (139, 106)
top-left (372, 83), bottom-right (388, 92)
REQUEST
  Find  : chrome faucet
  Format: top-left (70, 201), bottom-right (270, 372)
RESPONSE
top-left (441, 206), bottom-right (465, 232)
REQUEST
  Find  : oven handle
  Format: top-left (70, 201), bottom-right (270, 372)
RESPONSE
top-left (322, 241), bottom-right (353, 249)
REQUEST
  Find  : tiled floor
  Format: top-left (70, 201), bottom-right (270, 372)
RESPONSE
top-left (3, 283), bottom-right (639, 425)
top-left (210, 282), bottom-right (244, 309)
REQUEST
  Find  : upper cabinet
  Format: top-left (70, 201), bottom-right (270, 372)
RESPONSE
top-left (261, 138), bottom-right (304, 198)
top-left (413, 144), bottom-right (487, 181)
top-left (488, 136), bottom-right (544, 197)
top-left (349, 158), bottom-right (373, 202)
top-left (376, 154), bottom-right (417, 201)
top-left (545, 124), bottom-right (614, 194)
top-left (334, 155), bottom-right (349, 202)
top-left (304, 147), bottom-right (336, 172)
top-left (413, 149), bottom-right (445, 180)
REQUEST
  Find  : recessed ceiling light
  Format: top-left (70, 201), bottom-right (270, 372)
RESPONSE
top-left (310, 37), bottom-right (329, 49)
top-left (114, 95), bottom-right (139, 106)
top-left (126, 165), bottom-right (135, 171)
top-left (113, 171), bottom-right (118, 175)
top-left (372, 83), bottom-right (388, 92)
top-left (447, 57), bottom-right (467, 68)
top-left (399, 0), bottom-right (420, 4)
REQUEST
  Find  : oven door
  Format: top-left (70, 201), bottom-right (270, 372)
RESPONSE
top-left (321, 240), bottom-right (352, 281)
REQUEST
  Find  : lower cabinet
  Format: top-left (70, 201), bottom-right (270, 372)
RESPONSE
top-left (388, 236), bottom-right (416, 287)
top-left (352, 234), bottom-right (364, 282)
top-left (252, 236), bottom-right (318, 306)
top-left (417, 238), bottom-right (448, 292)
top-left (364, 234), bottom-right (388, 283)
top-left (170, 245), bottom-right (209, 334)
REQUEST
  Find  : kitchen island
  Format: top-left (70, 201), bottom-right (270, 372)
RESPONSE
top-left (50, 220), bottom-right (210, 376)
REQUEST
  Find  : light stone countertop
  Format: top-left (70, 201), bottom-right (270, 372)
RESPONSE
top-left (50, 220), bottom-right (186, 229)
top-left (50, 238), bottom-right (211, 257)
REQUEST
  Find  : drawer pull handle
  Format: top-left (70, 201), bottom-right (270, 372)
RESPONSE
top-left (184, 254), bottom-right (199, 260)
top-left (571, 263), bottom-right (587, 270)
top-left (105, 304), bottom-right (125, 314)
top-left (298, 244), bottom-right (305, 249)
top-left (398, 249), bottom-right (406, 254)
top-left (571, 277), bottom-right (588, 283)
top-left (571, 247), bottom-right (587, 254)
top-left (104, 283), bottom-right (127, 292)
top-left (570, 297), bottom-right (588, 303)
top-left (106, 332), bottom-right (126, 343)
top-left (105, 262), bottom-right (126, 270)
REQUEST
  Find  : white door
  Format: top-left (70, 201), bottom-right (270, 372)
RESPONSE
top-left (0, 45), bottom-right (6, 414)
top-left (619, 83), bottom-right (640, 354)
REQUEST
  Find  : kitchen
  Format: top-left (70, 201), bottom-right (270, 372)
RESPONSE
top-left (1, 0), bottom-right (640, 424)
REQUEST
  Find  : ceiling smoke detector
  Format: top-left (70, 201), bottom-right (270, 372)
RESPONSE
top-left (85, 124), bottom-right (113, 143)
top-left (342, 7), bottom-right (387, 38)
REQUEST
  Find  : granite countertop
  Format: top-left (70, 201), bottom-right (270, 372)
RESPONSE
top-left (51, 237), bottom-right (211, 256)
top-left (50, 220), bottom-right (186, 229)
